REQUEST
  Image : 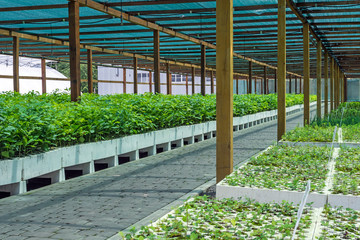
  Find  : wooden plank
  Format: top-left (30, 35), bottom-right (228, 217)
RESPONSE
top-left (153, 30), bottom-right (161, 94)
top-left (134, 57), bottom-right (138, 94)
top-left (303, 23), bottom-right (310, 125)
top-left (87, 49), bottom-right (93, 94)
top-left (330, 58), bottom-right (334, 111)
top-left (216, 0), bottom-right (233, 183)
top-left (41, 58), bottom-right (46, 94)
top-left (210, 70), bottom-right (214, 94)
top-left (185, 74), bottom-right (188, 95)
top-left (149, 70), bottom-right (152, 93)
top-left (324, 53), bottom-right (329, 115)
top-left (294, 76), bottom-right (297, 94)
top-left (248, 61), bottom-right (252, 94)
top-left (13, 36), bottom-right (19, 92)
top-left (201, 44), bottom-right (206, 96)
top-left (123, 68), bottom-right (127, 93)
top-left (166, 63), bottom-right (172, 95)
top-left (192, 66), bottom-right (195, 94)
top-left (68, 0), bottom-right (81, 102)
top-left (316, 41), bottom-right (322, 119)
top-left (277, 0), bottom-right (286, 141)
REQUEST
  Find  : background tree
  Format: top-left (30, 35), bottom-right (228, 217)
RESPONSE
top-left (50, 61), bottom-right (98, 93)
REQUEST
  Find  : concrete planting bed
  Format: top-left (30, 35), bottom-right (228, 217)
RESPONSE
top-left (216, 145), bottom-right (360, 211)
top-left (0, 103), bottom-right (309, 196)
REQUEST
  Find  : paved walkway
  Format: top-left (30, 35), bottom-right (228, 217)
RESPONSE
top-left (0, 108), bottom-right (318, 240)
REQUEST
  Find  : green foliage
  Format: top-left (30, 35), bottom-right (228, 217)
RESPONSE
top-left (332, 147), bottom-right (360, 196)
top-left (122, 196), bottom-right (313, 239)
top-left (224, 145), bottom-right (330, 193)
top-left (0, 92), bottom-right (311, 160)
top-left (283, 125), bottom-right (336, 142)
top-left (283, 102), bottom-right (360, 142)
top-left (319, 205), bottom-right (360, 239)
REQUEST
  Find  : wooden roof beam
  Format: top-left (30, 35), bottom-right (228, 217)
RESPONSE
top-left (0, 28), bottom-right (222, 73)
top-left (73, 0), bottom-right (301, 77)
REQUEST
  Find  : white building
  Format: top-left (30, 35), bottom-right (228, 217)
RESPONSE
top-left (0, 55), bottom-right (69, 94)
top-left (98, 66), bottom-right (216, 95)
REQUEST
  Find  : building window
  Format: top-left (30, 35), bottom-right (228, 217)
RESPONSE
top-left (137, 73), bottom-right (149, 83)
top-left (171, 74), bottom-right (187, 83)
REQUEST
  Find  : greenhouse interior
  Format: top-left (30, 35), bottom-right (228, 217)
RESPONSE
top-left (0, 0), bottom-right (360, 239)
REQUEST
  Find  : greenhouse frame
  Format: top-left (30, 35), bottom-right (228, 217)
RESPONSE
top-left (0, 0), bottom-right (359, 239)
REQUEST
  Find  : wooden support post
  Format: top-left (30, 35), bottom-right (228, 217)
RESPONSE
top-left (334, 63), bottom-right (339, 109)
top-left (87, 49), bottom-right (93, 94)
top-left (277, 0), bottom-right (286, 141)
top-left (260, 78), bottom-right (263, 94)
top-left (166, 63), bottom-right (171, 95)
top-left (303, 23), bottom-right (310, 125)
top-left (338, 67), bottom-right (341, 106)
top-left (316, 41), bottom-right (322, 119)
top-left (201, 45), bottom-right (206, 96)
top-left (289, 75), bottom-right (292, 94)
top-left (344, 76), bottom-right (348, 102)
top-left (153, 30), bottom-right (161, 94)
top-left (149, 71), bottom-right (152, 93)
top-left (341, 72), bottom-right (345, 104)
top-left (324, 53), bottom-right (329, 115)
top-left (133, 57), bottom-right (138, 94)
top-left (185, 75), bottom-right (188, 95)
top-left (69, 0), bottom-right (81, 102)
top-left (264, 66), bottom-right (267, 94)
top-left (330, 58), bottom-right (334, 111)
top-left (13, 36), bottom-right (19, 93)
top-left (123, 68), bottom-right (127, 94)
top-left (300, 78), bottom-right (302, 94)
top-left (254, 78), bottom-right (257, 94)
top-left (274, 70), bottom-right (277, 93)
top-left (294, 76), bottom-right (297, 94)
top-left (210, 70), bottom-right (214, 94)
top-left (236, 76), bottom-right (239, 95)
top-left (339, 68), bottom-right (342, 105)
top-left (192, 67), bottom-right (195, 94)
top-left (41, 58), bottom-right (46, 94)
top-left (216, 0), bottom-right (233, 183)
top-left (248, 61), bottom-right (252, 94)
top-left (334, 65), bottom-right (337, 109)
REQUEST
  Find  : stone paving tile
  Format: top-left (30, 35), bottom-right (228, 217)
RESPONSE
top-left (0, 108), bottom-right (318, 240)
